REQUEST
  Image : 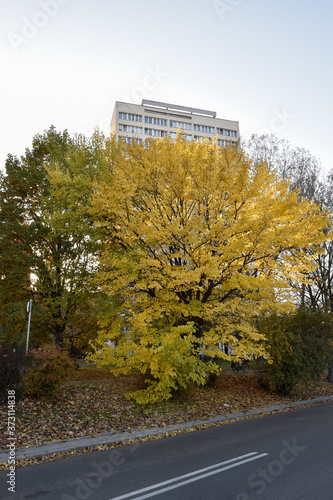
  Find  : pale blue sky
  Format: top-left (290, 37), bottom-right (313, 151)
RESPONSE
top-left (1, 0), bottom-right (332, 172)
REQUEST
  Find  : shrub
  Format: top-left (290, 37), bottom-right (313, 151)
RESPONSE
top-left (252, 356), bottom-right (271, 391)
top-left (0, 344), bottom-right (28, 404)
top-left (23, 344), bottom-right (74, 400)
top-left (258, 308), bottom-right (333, 395)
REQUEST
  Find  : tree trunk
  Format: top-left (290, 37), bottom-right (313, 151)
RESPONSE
top-left (54, 314), bottom-right (66, 346)
top-left (327, 359), bottom-right (333, 383)
top-left (54, 322), bottom-right (62, 346)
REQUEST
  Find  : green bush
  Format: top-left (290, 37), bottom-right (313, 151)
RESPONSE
top-left (258, 308), bottom-right (333, 395)
top-left (23, 344), bottom-right (74, 400)
top-left (0, 344), bottom-right (28, 404)
top-left (252, 356), bottom-right (271, 391)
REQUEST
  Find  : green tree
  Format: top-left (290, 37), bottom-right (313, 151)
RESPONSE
top-left (258, 308), bottom-right (333, 394)
top-left (0, 127), bottom-right (104, 347)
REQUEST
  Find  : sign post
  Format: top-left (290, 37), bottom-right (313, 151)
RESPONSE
top-left (26, 299), bottom-right (33, 354)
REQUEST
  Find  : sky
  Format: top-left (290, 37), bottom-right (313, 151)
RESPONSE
top-left (0, 0), bottom-right (332, 173)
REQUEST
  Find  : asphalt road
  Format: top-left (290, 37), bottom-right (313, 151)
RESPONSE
top-left (1, 401), bottom-right (333, 500)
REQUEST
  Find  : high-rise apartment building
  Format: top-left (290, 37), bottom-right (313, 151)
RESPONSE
top-left (111, 100), bottom-right (239, 146)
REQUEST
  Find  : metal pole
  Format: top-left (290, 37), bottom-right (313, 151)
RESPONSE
top-left (26, 299), bottom-right (33, 354)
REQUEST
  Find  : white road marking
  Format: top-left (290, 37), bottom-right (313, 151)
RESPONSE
top-left (109, 451), bottom-right (268, 500)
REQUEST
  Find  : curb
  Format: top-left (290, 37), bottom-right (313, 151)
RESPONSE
top-left (1, 395), bottom-right (333, 464)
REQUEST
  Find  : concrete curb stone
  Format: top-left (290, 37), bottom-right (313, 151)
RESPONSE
top-left (1, 395), bottom-right (333, 464)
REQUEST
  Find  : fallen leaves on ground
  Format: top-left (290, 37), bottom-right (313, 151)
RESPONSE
top-left (1, 372), bottom-right (333, 452)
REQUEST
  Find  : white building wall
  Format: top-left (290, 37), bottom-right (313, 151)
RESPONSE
top-left (110, 100), bottom-right (239, 146)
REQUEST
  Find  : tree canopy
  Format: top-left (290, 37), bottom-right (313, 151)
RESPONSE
top-left (245, 134), bottom-right (333, 313)
top-left (0, 127), bottom-right (105, 348)
top-left (90, 135), bottom-right (330, 403)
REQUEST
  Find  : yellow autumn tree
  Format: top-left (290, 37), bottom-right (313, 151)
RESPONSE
top-left (91, 134), bottom-right (329, 403)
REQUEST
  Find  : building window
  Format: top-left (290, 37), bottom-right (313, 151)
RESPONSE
top-left (193, 124), bottom-right (215, 133)
top-left (144, 117), bottom-right (167, 126)
top-left (118, 125), bottom-right (143, 133)
top-left (119, 112), bottom-right (142, 122)
top-left (144, 128), bottom-right (167, 137)
top-left (169, 120), bottom-right (192, 130)
top-left (217, 128), bottom-right (237, 137)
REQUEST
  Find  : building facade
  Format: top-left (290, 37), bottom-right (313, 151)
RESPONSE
top-left (111, 100), bottom-right (239, 146)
